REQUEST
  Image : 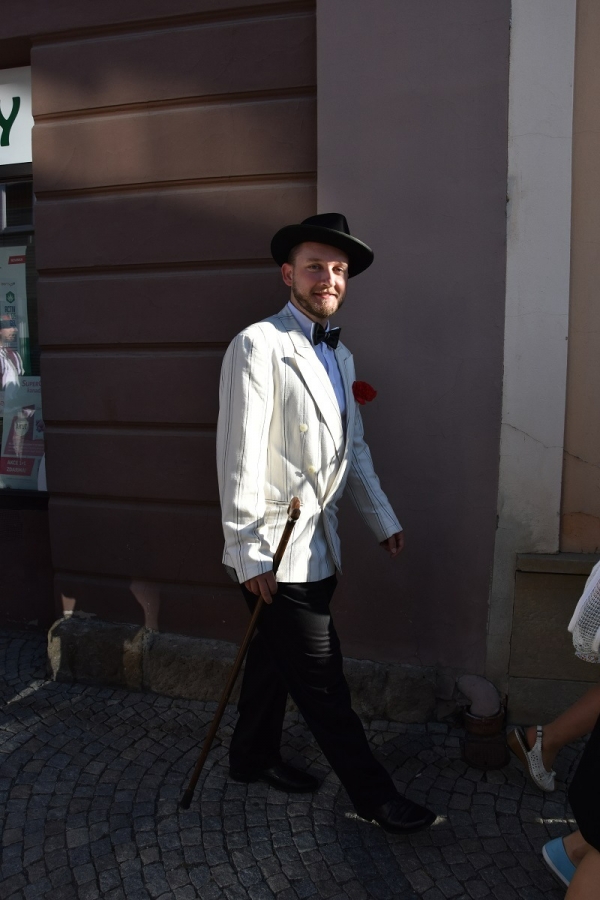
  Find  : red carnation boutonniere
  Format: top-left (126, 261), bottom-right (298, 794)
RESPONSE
top-left (352, 380), bottom-right (377, 405)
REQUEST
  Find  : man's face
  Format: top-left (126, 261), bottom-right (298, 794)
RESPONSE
top-left (0, 325), bottom-right (17, 344)
top-left (282, 242), bottom-right (349, 322)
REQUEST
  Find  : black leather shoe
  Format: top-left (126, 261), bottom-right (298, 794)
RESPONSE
top-left (357, 795), bottom-right (436, 834)
top-left (229, 762), bottom-right (320, 793)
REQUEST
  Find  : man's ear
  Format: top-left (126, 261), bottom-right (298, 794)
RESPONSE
top-left (281, 263), bottom-right (293, 287)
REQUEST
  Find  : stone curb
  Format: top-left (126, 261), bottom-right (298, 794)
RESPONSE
top-left (47, 615), bottom-right (436, 722)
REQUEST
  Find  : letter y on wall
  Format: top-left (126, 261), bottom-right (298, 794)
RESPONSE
top-left (0, 97), bottom-right (21, 147)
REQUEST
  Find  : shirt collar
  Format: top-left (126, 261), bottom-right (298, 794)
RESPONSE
top-left (287, 300), bottom-right (329, 346)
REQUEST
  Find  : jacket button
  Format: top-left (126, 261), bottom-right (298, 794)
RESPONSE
top-left (299, 423), bottom-right (308, 432)
top-left (307, 465), bottom-right (317, 474)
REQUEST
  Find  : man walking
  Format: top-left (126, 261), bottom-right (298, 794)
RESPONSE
top-left (0, 314), bottom-right (24, 388)
top-left (216, 213), bottom-right (435, 833)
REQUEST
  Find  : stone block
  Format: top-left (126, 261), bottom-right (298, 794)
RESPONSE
top-left (516, 553), bottom-right (599, 576)
top-left (510, 572), bottom-right (597, 682)
top-left (436, 672), bottom-right (457, 701)
top-left (507, 677), bottom-right (592, 724)
top-left (48, 616), bottom-right (143, 688)
top-left (343, 657), bottom-right (436, 723)
top-left (46, 617), bottom-right (437, 721)
top-left (143, 631), bottom-right (241, 702)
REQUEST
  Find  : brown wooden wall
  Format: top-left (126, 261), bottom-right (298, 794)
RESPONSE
top-left (30, 1), bottom-right (316, 639)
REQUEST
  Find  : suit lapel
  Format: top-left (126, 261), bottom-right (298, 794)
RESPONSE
top-left (276, 309), bottom-right (345, 453)
top-left (322, 345), bottom-right (355, 499)
top-left (336, 346), bottom-right (355, 446)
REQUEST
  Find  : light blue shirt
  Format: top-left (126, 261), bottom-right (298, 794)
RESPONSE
top-left (287, 301), bottom-right (346, 429)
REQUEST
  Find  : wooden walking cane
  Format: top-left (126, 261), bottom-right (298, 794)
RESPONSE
top-left (180, 497), bottom-right (301, 809)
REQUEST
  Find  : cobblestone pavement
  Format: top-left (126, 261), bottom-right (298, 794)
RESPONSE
top-left (0, 630), bottom-right (580, 900)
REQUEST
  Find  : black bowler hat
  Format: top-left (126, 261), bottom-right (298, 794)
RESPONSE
top-left (270, 212), bottom-right (374, 277)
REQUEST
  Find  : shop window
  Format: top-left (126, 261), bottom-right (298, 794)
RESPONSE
top-left (1, 181), bottom-right (34, 231)
top-left (0, 176), bottom-right (44, 494)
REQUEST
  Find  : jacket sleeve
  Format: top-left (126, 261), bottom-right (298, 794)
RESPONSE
top-left (216, 327), bottom-right (275, 582)
top-left (345, 404), bottom-right (402, 543)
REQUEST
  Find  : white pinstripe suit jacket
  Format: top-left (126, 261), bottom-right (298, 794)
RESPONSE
top-left (216, 306), bottom-right (401, 584)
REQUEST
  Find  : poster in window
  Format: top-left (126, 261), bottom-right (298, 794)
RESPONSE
top-left (0, 246), bottom-right (30, 380)
top-left (0, 376), bottom-right (44, 489)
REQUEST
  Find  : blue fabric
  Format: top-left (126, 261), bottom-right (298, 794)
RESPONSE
top-left (542, 838), bottom-right (576, 887)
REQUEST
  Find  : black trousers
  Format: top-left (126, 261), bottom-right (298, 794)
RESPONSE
top-left (568, 713), bottom-right (600, 851)
top-left (229, 576), bottom-right (396, 812)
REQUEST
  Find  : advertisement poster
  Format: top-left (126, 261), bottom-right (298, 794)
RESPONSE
top-left (0, 67), bottom-right (33, 166)
top-left (0, 246), bottom-right (30, 376)
top-left (0, 376), bottom-right (44, 490)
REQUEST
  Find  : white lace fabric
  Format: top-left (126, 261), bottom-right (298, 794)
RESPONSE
top-left (568, 560), bottom-right (600, 664)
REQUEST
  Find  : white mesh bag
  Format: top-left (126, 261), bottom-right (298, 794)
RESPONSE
top-left (568, 560), bottom-right (600, 664)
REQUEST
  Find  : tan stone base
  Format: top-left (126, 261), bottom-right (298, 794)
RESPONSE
top-left (47, 615), bottom-right (437, 723)
top-left (506, 553), bottom-right (600, 722)
top-left (508, 676), bottom-right (594, 724)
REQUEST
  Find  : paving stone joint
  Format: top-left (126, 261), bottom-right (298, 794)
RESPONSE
top-left (1, 630), bottom-right (581, 900)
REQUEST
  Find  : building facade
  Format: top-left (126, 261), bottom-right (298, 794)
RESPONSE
top-left (0, 0), bottom-right (596, 721)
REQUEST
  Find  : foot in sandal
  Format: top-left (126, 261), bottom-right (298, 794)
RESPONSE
top-left (507, 725), bottom-right (556, 792)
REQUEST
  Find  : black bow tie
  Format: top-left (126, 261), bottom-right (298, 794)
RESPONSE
top-left (312, 323), bottom-right (341, 350)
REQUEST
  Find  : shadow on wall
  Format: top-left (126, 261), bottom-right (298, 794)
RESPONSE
top-left (131, 579), bottom-right (161, 631)
top-left (56, 575), bottom-right (250, 644)
top-left (36, 29), bottom-right (315, 644)
top-left (34, 4), bottom-right (506, 677)
top-left (0, 508), bottom-right (54, 630)
top-left (61, 580), bottom-right (162, 633)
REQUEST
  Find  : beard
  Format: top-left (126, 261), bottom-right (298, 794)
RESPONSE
top-left (291, 281), bottom-right (345, 321)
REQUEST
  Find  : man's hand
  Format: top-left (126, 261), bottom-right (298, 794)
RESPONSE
top-left (243, 570), bottom-right (277, 604)
top-left (380, 531), bottom-right (404, 558)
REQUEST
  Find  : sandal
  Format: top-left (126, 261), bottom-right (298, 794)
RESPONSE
top-left (507, 725), bottom-right (556, 792)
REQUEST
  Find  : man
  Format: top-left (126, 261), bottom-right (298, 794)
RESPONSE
top-left (0, 315), bottom-right (23, 389)
top-left (216, 213), bottom-right (435, 833)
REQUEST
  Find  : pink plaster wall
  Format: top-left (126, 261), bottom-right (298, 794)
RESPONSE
top-left (317, 0), bottom-right (510, 671)
top-left (561, 0), bottom-right (600, 553)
